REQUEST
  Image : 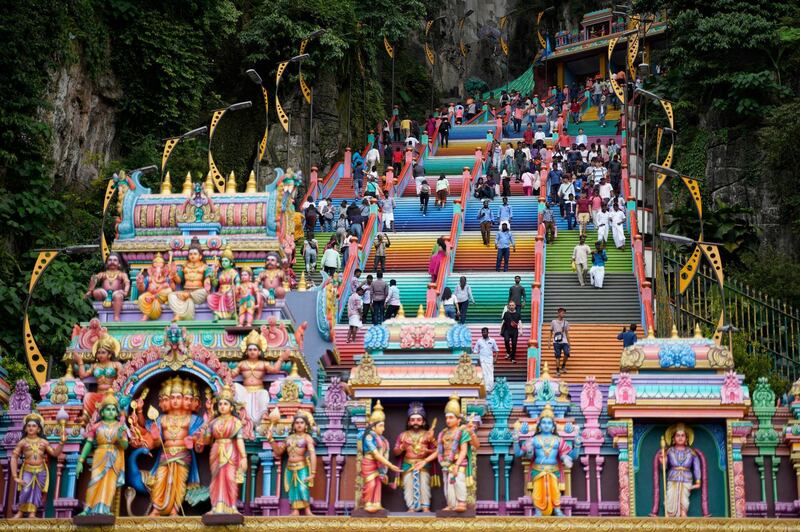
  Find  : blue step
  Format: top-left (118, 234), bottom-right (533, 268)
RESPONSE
top-left (463, 196), bottom-right (539, 231)
top-left (393, 198), bottom-right (454, 232)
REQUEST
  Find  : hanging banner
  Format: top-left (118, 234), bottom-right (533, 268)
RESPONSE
top-left (425, 19), bottom-right (434, 37)
top-left (276, 60), bottom-right (290, 133)
top-left (207, 109), bottom-right (227, 192)
top-left (679, 246), bottom-right (703, 294)
top-left (258, 85), bottom-right (269, 162)
top-left (424, 42), bottom-right (435, 66)
top-left (100, 178), bottom-right (115, 261)
top-left (607, 37), bottom-right (625, 104)
top-left (300, 73), bottom-right (312, 104)
top-left (24, 250), bottom-right (61, 386)
top-left (537, 10), bottom-right (547, 50)
top-left (627, 21), bottom-right (640, 79)
top-left (384, 36), bottom-right (394, 59)
top-left (161, 137), bottom-right (180, 175)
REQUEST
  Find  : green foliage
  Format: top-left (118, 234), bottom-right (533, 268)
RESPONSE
top-left (732, 333), bottom-right (791, 398)
top-left (666, 200), bottom-right (761, 260)
top-left (732, 247), bottom-right (800, 309)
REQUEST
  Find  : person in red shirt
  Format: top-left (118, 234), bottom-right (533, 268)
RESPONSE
top-left (392, 147), bottom-right (403, 176)
top-left (576, 192), bottom-right (592, 237)
top-left (570, 100), bottom-right (581, 124)
top-left (523, 123), bottom-right (534, 146)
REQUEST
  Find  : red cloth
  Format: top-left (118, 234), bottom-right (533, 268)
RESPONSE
top-left (392, 150), bottom-right (403, 163)
top-left (523, 130), bottom-right (534, 144)
top-left (577, 197), bottom-right (591, 213)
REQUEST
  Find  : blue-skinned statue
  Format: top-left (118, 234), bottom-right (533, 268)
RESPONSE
top-left (514, 404), bottom-right (574, 516)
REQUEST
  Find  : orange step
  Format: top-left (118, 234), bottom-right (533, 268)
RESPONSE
top-left (454, 231), bottom-right (536, 271)
top-left (540, 323), bottom-right (641, 383)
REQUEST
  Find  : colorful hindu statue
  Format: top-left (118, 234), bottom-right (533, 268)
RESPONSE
top-left (235, 267), bottom-right (258, 327)
top-left (73, 334), bottom-right (123, 421)
top-left (76, 390), bottom-right (128, 516)
top-left (267, 412), bottom-right (318, 515)
top-left (205, 245), bottom-right (240, 321)
top-left (230, 330), bottom-right (287, 425)
top-left (10, 412), bottom-right (67, 518)
top-left (392, 402), bottom-right (438, 512)
top-left (194, 386), bottom-right (247, 516)
top-left (136, 252), bottom-right (175, 320)
top-left (358, 401), bottom-right (401, 513)
top-left (256, 252), bottom-right (287, 315)
top-left (167, 237), bottom-right (210, 320)
top-left (652, 423), bottom-right (703, 517)
top-left (514, 404), bottom-right (574, 516)
top-left (437, 394), bottom-right (479, 513)
top-left (85, 252), bottom-right (130, 321)
top-left (130, 376), bottom-right (208, 516)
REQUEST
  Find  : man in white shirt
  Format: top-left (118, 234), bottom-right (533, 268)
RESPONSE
top-left (610, 202), bottom-right (627, 250)
top-left (534, 125), bottom-right (546, 142)
top-left (385, 279), bottom-right (401, 319)
top-left (572, 234), bottom-right (591, 286)
top-left (365, 146), bottom-right (381, 170)
top-left (598, 176), bottom-right (614, 201)
top-left (575, 128), bottom-right (588, 147)
top-left (472, 327), bottom-right (499, 392)
top-left (405, 136), bottom-right (420, 150)
top-left (596, 204), bottom-right (611, 242)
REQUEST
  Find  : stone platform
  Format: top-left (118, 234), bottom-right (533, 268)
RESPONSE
top-left (0, 517), bottom-right (797, 531)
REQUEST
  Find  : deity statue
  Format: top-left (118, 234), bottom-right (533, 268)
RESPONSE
top-left (358, 401), bottom-right (400, 514)
top-left (76, 391), bottom-right (129, 516)
top-left (73, 334), bottom-right (123, 421)
top-left (514, 404), bottom-right (574, 516)
top-left (205, 245), bottom-right (240, 321)
top-left (130, 376), bottom-right (209, 516)
top-left (236, 267), bottom-right (258, 327)
top-left (267, 412), bottom-right (318, 515)
top-left (136, 252), bottom-right (175, 320)
top-left (167, 237), bottom-right (210, 320)
top-left (282, 257), bottom-right (298, 290)
top-left (437, 394), bottom-right (479, 513)
top-left (256, 252), bottom-right (287, 316)
top-left (10, 412), bottom-right (67, 518)
top-left (651, 423), bottom-right (704, 517)
top-left (85, 252), bottom-right (130, 321)
top-left (194, 386), bottom-right (247, 516)
top-left (392, 402), bottom-right (438, 512)
top-left (231, 330), bottom-right (288, 424)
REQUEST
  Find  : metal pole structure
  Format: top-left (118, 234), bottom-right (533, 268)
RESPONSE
top-left (299, 29), bottom-right (326, 179)
top-left (426, 16), bottom-right (445, 114)
top-left (245, 69), bottom-right (268, 184)
top-left (391, 54), bottom-right (395, 114)
top-left (276, 53), bottom-right (309, 170)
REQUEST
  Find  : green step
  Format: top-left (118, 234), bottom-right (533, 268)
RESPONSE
top-left (293, 232), bottom-right (334, 276)
top-left (446, 273), bottom-right (535, 323)
top-left (546, 230), bottom-right (632, 273)
top-left (339, 273), bottom-right (430, 324)
top-left (566, 118), bottom-right (618, 137)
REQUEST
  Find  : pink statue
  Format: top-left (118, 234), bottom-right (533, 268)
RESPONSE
top-left (205, 246), bottom-right (240, 321)
top-left (85, 253), bottom-right (130, 321)
top-left (257, 252), bottom-right (287, 315)
top-left (236, 267), bottom-right (259, 327)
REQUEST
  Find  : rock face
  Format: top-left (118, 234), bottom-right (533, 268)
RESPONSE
top-left (41, 59), bottom-right (121, 188)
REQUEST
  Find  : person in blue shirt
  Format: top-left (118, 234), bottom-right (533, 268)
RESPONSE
top-left (353, 161), bottom-right (364, 197)
top-left (495, 223), bottom-right (516, 272)
top-left (499, 196), bottom-right (514, 228)
top-left (590, 240), bottom-right (608, 288)
top-left (617, 324), bottom-right (638, 348)
top-left (548, 165), bottom-right (564, 204)
top-left (477, 200), bottom-right (495, 246)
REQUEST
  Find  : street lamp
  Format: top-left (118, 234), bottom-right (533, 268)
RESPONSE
top-left (246, 68), bottom-right (269, 184)
top-left (161, 126), bottom-right (209, 178)
top-left (536, 6), bottom-right (555, 94)
top-left (276, 53), bottom-right (309, 170)
top-left (659, 232), bottom-right (734, 350)
top-left (208, 101), bottom-right (253, 192)
top-left (24, 244), bottom-right (101, 385)
top-left (299, 29), bottom-right (327, 179)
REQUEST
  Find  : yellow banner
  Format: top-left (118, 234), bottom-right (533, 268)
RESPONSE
top-left (425, 19), bottom-right (434, 37)
top-left (424, 42), bottom-right (435, 66)
top-left (161, 137), bottom-right (180, 175)
top-left (500, 36), bottom-right (509, 56)
top-left (661, 100), bottom-right (674, 129)
top-left (208, 109), bottom-right (227, 192)
top-left (25, 250), bottom-right (61, 386)
top-left (276, 61), bottom-right (290, 133)
top-left (100, 178), bottom-right (115, 261)
top-left (460, 39), bottom-right (467, 58)
top-left (300, 73), bottom-right (311, 104)
top-left (384, 36), bottom-right (394, 59)
top-left (679, 246), bottom-right (702, 295)
top-left (627, 22), bottom-right (640, 79)
top-left (258, 85), bottom-right (269, 162)
top-left (537, 10), bottom-right (546, 49)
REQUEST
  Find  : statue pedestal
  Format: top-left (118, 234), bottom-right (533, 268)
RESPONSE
top-left (73, 514), bottom-right (116, 526)
top-left (352, 507), bottom-right (389, 518)
top-left (436, 505), bottom-right (476, 518)
top-left (201, 513), bottom-right (244, 525)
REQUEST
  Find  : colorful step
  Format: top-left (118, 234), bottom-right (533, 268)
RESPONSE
top-left (453, 231), bottom-right (536, 271)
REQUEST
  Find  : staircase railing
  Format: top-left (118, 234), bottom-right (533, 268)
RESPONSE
top-left (336, 205), bottom-right (379, 318)
top-left (664, 251), bottom-right (800, 381)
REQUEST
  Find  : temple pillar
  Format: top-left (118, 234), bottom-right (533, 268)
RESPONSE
top-left (607, 420), bottom-right (633, 516)
top-left (728, 420), bottom-right (752, 518)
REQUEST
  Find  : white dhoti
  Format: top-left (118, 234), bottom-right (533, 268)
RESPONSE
top-left (443, 468), bottom-right (468, 508)
top-left (167, 288), bottom-right (208, 320)
top-left (234, 383), bottom-right (270, 424)
top-left (597, 224), bottom-right (609, 242)
top-left (612, 223), bottom-right (626, 249)
top-left (402, 467), bottom-right (431, 511)
top-left (479, 354), bottom-right (494, 392)
top-left (590, 266), bottom-right (605, 288)
top-left (665, 480), bottom-right (691, 517)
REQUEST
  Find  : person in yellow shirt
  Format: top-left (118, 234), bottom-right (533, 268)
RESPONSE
top-left (400, 118), bottom-right (412, 140)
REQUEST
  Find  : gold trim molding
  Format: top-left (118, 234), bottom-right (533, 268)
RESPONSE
top-left (0, 517), bottom-right (797, 531)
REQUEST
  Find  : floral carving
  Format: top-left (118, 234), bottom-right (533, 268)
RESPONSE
top-left (399, 324), bottom-right (435, 349)
top-left (620, 345), bottom-right (645, 370)
top-left (658, 342), bottom-right (696, 368)
top-left (363, 325), bottom-right (390, 351)
top-left (618, 461), bottom-right (630, 516)
top-left (720, 371), bottom-right (744, 405)
top-left (72, 318), bottom-right (108, 351)
top-left (615, 373), bottom-right (636, 404)
top-left (349, 354), bottom-right (381, 386)
top-left (9, 380), bottom-right (32, 412)
top-left (446, 324), bottom-right (473, 350)
top-left (708, 345), bottom-right (734, 369)
top-left (324, 377), bottom-right (348, 412)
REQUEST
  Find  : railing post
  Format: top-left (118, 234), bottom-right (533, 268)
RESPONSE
top-left (309, 166), bottom-right (319, 201)
top-left (344, 147), bottom-right (352, 179)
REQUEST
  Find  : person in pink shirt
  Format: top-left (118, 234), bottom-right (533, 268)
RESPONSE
top-left (513, 105), bottom-right (525, 133)
top-left (455, 105), bottom-right (464, 124)
top-left (590, 187), bottom-right (603, 226)
top-left (428, 237), bottom-right (447, 282)
top-left (425, 115), bottom-right (436, 138)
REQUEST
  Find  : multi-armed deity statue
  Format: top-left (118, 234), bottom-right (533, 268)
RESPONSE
top-left (393, 402), bottom-right (438, 513)
top-left (267, 411), bottom-right (318, 515)
top-left (231, 329), bottom-right (288, 425)
top-left (513, 403), bottom-right (575, 516)
top-left (437, 394), bottom-right (479, 514)
top-left (205, 245), bottom-right (240, 321)
top-left (167, 237), bottom-right (210, 320)
top-left (72, 334), bottom-right (123, 421)
top-left (86, 252), bottom-right (130, 322)
top-left (135, 252), bottom-right (174, 320)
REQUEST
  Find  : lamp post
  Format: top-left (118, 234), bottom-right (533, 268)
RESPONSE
top-left (246, 69), bottom-right (269, 184)
top-left (208, 101), bottom-right (252, 192)
top-left (23, 244), bottom-right (101, 385)
top-left (160, 126), bottom-right (208, 180)
top-left (276, 53), bottom-right (309, 170)
top-left (458, 9), bottom-right (474, 99)
top-left (426, 16), bottom-right (446, 113)
top-left (299, 29), bottom-right (326, 180)
top-left (660, 232), bottom-right (735, 351)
